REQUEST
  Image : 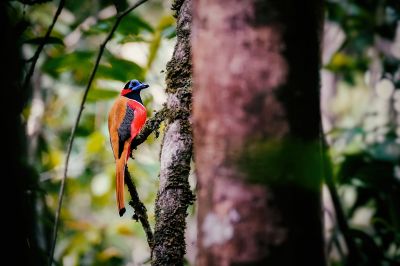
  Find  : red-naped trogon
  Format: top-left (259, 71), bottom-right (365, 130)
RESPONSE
top-left (108, 79), bottom-right (148, 216)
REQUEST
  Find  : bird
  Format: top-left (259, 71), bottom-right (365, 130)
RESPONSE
top-left (108, 79), bottom-right (149, 217)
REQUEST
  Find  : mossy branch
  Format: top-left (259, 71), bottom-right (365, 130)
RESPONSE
top-left (151, 0), bottom-right (194, 264)
top-left (48, 1), bottom-right (149, 265)
top-left (124, 106), bottom-right (168, 251)
top-left (125, 168), bottom-right (154, 249)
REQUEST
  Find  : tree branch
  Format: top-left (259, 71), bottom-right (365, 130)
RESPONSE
top-left (125, 107), bottom-right (169, 251)
top-left (48, 1), bottom-right (149, 265)
top-left (151, 0), bottom-right (195, 264)
top-left (22, 0), bottom-right (65, 92)
top-left (322, 143), bottom-right (360, 263)
top-left (130, 106), bottom-right (168, 153)
top-left (125, 168), bottom-right (154, 249)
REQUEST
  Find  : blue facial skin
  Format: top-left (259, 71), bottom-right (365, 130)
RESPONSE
top-left (122, 80), bottom-right (149, 104)
top-left (126, 80), bottom-right (149, 91)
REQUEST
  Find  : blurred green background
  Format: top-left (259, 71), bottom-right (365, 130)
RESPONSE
top-left (9, 0), bottom-right (400, 265)
top-left (322, 1), bottom-right (400, 265)
top-left (14, 0), bottom-right (177, 265)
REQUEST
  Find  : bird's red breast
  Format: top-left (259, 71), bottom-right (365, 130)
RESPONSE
top-left (126, 100), bottom-right (146, 158)
top-left (108, 96), bottom-right (147, 216)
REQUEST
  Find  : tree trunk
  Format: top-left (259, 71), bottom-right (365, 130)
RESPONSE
top-left (1, 2), bottom-right (46, 266)
top-left (151, 0), bottom-right (195, 265)
top-left (192, 0), bottom-right (325, 265)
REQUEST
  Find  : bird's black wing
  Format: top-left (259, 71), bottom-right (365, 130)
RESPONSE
top-left (117, 104), bottom-right (134, 159)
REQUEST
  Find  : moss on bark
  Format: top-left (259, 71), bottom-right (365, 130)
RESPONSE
top-left (151, 0), bottom-right (194, 265)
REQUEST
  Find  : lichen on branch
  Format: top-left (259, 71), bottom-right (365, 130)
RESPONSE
top-left (151, 0), bottom-right (194, 265)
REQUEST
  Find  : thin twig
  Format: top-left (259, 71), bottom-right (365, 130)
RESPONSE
top-left (324, 207), bottom-right (338, 255)
top-left (126, 106), bottom-right (168, 248)
top-left (22, 0), bottom-right (65, 91)
top-left (125, 168), bottom-right (154, 249)
top-left (130, 106), bottom-right (168, 152)
top-left (321, 141), bottom-right (360, 263)
top-left (332, 232), bottom-right (345, 262)
top-left (48, 1), bottom-right (149, 265)
top-left (118, 0), bottom-right (148, 18)
top-left (325, 206), bottom-right (345, 262)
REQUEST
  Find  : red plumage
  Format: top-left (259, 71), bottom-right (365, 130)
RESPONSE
top-left (108, 81), bottom-right (147, 216)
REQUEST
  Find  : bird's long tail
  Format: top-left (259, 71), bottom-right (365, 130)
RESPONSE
top-left (116, 157), bottom-right (126, 216)
top-left (116, 142), bottom-right (130, 217)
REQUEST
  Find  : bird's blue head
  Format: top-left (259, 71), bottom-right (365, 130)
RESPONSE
top-left (121, 79), bottom-right (149, 95)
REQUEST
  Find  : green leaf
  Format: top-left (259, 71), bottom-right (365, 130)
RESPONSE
top-left (117, 14), bottom-right (154, 36)
top-left (157, 14), bottom-right (175, 30)
top-left (84, 14), bottom-right (153, 38)
top-left (86, 88), bottom-right (119, 102)
top-left (97, 55), bottom-right (144, 82)
top-left (146, 15), bottom-right (175, 70)
top-left (349, 228), bottom-right (383, 264)
top-left (118, 34), bottom-right (148, 44)
top-left (24, 36), bottom-right (64, 46)
top-left (42, 50), bottom-right (95, 84)
top-left (84, 20), bottom-right (113, 35)
top-left (86, 132), bottom-right (106, 153)
top-left (146, 32), bottom-right (161, 70)
top-left (157, 15), bottom-right (176, 39)
top-left (161, 25), bottom-right (176, 39)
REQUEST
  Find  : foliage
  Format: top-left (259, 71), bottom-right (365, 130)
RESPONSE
top-left (10, 0), bottom-right (175, 264)
top-left (324, 0), bottom-right (400, 265)
top-left (8, 0), bottom-right (400, 264)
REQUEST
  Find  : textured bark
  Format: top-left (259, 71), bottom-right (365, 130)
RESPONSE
top-left (151, 0), bottom-right (195, 265)
top-left (193, 0), bottom-right (325, 265)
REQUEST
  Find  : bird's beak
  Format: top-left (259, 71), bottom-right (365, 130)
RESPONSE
top-left (140, 84), bottom-right (149, 90)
